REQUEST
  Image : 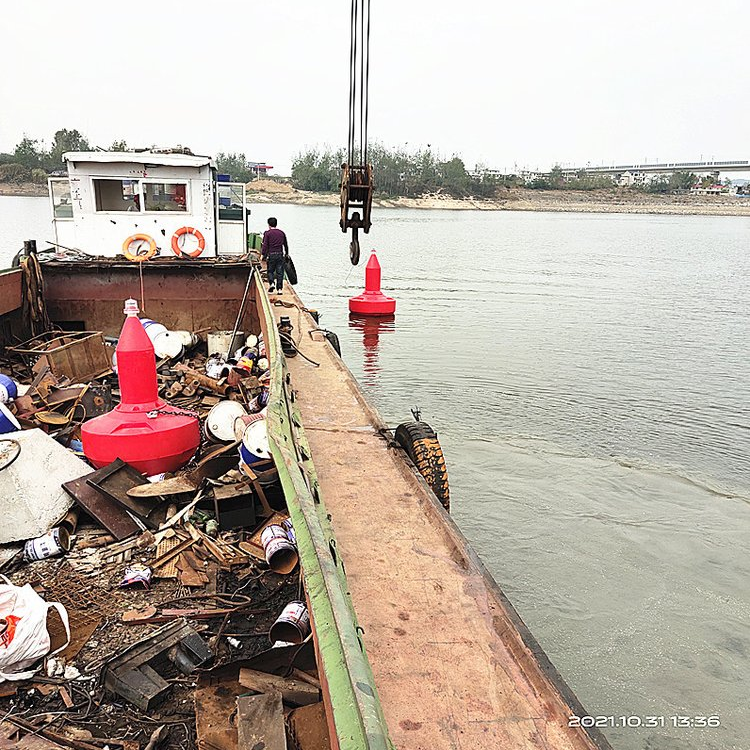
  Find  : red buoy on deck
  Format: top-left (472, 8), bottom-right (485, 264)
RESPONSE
top-left (348, 250), bottom-right (396, 316)
top-left (81, 299), bottom-right (200, 475)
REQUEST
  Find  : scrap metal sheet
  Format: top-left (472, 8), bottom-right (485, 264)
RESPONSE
top-left (0, 429), bottom-right (86, 544)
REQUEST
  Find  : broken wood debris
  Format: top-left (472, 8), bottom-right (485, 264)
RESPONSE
top-left (237, 693), bottom-right (287, 750)
top-left (102, 619), bottom-right (213, 710)
top-left (0, 320), bottom-right (332, 750)
top-left (238, 668), bottom-right (320, 707)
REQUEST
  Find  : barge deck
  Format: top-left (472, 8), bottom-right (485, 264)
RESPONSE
top-left (272, 289), bottom-right (611, 750)
top-left (0, 254), bottom-right (611, 750)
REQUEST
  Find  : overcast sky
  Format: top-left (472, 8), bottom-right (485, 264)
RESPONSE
top-left (2, 1), bottom-right (749, 175)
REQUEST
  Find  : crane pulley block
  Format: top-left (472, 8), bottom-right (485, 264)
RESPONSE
top-left (340, 163), bottom-right (373, 266)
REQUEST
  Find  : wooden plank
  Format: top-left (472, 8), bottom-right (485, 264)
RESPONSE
top-left (236, 694), bottom-right (287, 750)
top-left (151, 537), bottom-right (195, 570)
top-left (127, 475), bottom-right (198, 498)
top-left (176, 554), bottom-right (206, 587)
top-left (238, 668), bottom-right (320, 707)
top-left (58, 687), bottom-right (74, 709)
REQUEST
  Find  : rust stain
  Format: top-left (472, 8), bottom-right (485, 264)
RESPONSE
top-left (399, 720), bottom-right (423, 731)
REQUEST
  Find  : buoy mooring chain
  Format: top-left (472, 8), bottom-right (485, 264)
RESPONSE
top-left (394, 421), bottom-right (450, 512)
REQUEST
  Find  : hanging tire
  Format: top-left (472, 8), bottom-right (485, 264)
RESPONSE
top-left (324, 331), bottom-right (341, 357)
top-left (394, 421), bottom-right (450, 511)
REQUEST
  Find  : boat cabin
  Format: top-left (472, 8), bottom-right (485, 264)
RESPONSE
top-left (48, 151), bottom-right (249, 258)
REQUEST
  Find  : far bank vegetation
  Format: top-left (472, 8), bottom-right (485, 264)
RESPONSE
top-left (292, 145), bottom-right (500, 199)
top-left (1, 129), bottom-right (701, 201)
top-left (0, 129), bottom-right (262, 187)
top-left (290, 146), bottom-right (700, 199)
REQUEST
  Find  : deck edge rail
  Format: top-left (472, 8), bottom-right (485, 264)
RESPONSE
top-left (258, 275), bottom-right (394, 750)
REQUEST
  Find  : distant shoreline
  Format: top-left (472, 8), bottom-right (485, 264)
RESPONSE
top-left (4, 181), bottom-right (750, 217)
top-left (0, 183), bottom-right (48, 197)
top-left (247, 184), bottom-right (750, 217)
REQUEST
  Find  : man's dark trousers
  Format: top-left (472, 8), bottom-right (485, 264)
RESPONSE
top-left (267, 254), bottom-right (285, 290)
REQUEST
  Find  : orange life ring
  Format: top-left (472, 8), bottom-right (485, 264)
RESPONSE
top-left (171, 227), bottom-right (206, 258)
top-left (122, 234), bottom-right (157, 262)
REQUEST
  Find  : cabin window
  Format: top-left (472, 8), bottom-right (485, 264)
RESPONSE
top-left (50, 179), bottom-right (73, 219)
top-left (218, 184), bottom-right (244, 221)
top-left (143, 182), bottom-right (188, 212)
top-left (93, 179), bottom-right (141, 212)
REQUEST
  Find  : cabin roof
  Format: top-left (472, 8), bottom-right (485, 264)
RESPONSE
top-left (63, 151), bottom-right (214, 168)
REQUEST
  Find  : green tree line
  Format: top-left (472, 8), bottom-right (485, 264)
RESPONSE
top-left (291, 144), bottom-right (500, 199)
top-left (0, 129), bottom-right (95, 183)
top-left (0, 129), bottom-right (259, 185)
top-left (0, 129), bottom-right (704, 197)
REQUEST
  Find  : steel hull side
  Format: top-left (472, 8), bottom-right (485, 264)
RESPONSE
top-left (256, 276), bottom-right (394, 750)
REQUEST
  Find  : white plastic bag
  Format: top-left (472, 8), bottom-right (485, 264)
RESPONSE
top-left (0, 575), bottom-right (70, 682)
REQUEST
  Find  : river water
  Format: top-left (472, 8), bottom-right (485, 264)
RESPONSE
top-left (2, 197), bottom-right (749, 750)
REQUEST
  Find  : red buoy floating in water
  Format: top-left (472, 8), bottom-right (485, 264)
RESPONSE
top-left (81, 299), bottom-right (200, 475)
top-left (348, 250), bottom-right (396, 316)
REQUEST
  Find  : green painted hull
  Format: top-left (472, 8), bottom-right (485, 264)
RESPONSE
top-left (256, 277), bottom-right (394, 750)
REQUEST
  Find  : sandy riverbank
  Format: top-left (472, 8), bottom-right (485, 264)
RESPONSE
top-left (247, 180), bottom-right (750, 217)
top-left (0, 183), bottom-right (48, 197)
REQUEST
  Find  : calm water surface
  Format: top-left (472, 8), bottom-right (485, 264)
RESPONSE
top-left (2, 197), bottom-right (749, 750)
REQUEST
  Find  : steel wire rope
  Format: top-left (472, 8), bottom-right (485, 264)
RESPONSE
top-left (364, 0), bottom-right (371, 166)
top-left (359, 0), bottom-right (365, 166)
top-left (348, 0), bottom-right (358, 164)
top-left (348, 0), bottom-right (371, 166)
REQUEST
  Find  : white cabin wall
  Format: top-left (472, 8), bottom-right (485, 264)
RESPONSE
top-left (217, 222), bottom-right (246, 255)
top-left (65, 161), bottom-right (216, 257)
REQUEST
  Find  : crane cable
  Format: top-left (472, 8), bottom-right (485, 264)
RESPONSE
top-left (348, 0), bottom-right (371, 167)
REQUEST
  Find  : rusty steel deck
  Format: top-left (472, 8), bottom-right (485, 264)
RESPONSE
top-left (272, 289), bottom-right (611, 750)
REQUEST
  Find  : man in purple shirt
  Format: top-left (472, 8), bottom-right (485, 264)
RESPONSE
top-left (261, 217), bottom-right (289, 294)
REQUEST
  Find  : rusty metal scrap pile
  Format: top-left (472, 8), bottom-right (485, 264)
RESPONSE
top-left (0, 328), bottom-right (329, 750)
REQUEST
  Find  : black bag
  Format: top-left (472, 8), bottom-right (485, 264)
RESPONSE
top-left (284, 255), bottom-right (298, 285)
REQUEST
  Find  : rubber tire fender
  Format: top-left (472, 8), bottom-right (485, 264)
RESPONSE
top-left (394, 421), bottom-right (450, 511)
top-left (324, 331), bottom-right (341, 357)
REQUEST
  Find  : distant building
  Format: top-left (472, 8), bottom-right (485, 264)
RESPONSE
top-left (248, 162), bottom-right (273, 178)
top-left (469, 165), bottom-right (507, 180)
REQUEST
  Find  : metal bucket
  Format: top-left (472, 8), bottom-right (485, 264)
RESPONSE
top-left (233, 411), bottom-right (266, 441)
top-left (207, 330), bottom-right (244, 357)
top-left (205, 401), bottom-right (248, 443)
top-left (152, 331), bottom-right (185, 361)
top-left (0, 403), bottom-right (21, 434)
top-left (269, 600), bottom-right (310, 644)
top-left (238, 419), bottom-right (270, 464)
top-left (260, 524), bottom-right (298, 574)
top-left (141, 319), bottom-right (168, 345)
top-left (171, 330), bottom-right (199, 349)
top-left (247, 387), bottom-right (270, 414)
top-left (205, 356), bottom-right (230, 380)
top-left (23, 527), bottom-right (71, 562)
